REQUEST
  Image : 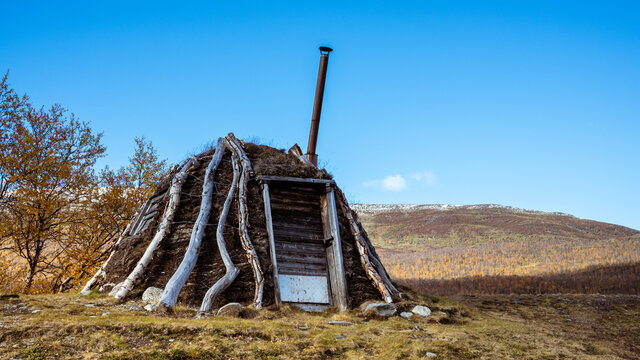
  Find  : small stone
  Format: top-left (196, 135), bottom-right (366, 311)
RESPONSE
top-left (108, 282), bottom-right (125, 297)
top-left (31, 309), bottom-right (42, 314)
top-left (142, 287), bottom-right (163, 305)
top-left (425, 352), bottom-right (437, 358)
top-left (439, 312), bottom-right (447, 316)
top-left (127, 303), bottom-right (143, 312)
top-left (298, 326), bottom-right (311, 330)
top-left (412, 305), bottom-right (432, 317)
top-left (335, 335), bottom-right (346, 340)
top-left (414, 325), bottom-right (421, 331)
top-left (169, 339), bottom-right (174, 342)
top-left (101, 312), bottom-right (110, 317)
top-left (217, 302), bottom-right (243, 317)
top-left (400, 312), bottom-right (413, 319)
top-left (84, 304), bottom-right (95, 308)
top-left (326, 320), bottom-right (354, 326)
top-left (362, 302), bottom-right (397, 317)
top-left (144, 304), bottom-right (154, 312)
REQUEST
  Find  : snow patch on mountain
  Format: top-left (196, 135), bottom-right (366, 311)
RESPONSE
top-left (351, 204), bottom-right (574, 217)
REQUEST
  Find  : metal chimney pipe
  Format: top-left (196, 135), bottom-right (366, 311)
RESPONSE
top-left (306, 46), bottom-right (333, 166)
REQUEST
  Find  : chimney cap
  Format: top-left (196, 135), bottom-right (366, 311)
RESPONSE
top-left (319, 46), bottom-right (333, 54)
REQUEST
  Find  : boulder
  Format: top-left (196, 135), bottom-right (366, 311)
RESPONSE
top-left (425, 352), bottom-right (437, 358)
top-left (412, 305), bottom-right (431, 317)
top-left (362, 302), bottom-right (397, 317)
top-left (400, 311), bottom-right (413, 319)
top-left (142, 287), bottom-right (163, 305)
top-left (217, 302), bottom-right (243, 317)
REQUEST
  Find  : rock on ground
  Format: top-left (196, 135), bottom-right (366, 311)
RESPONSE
top-left (217, 302), bottom-right (243, 317)
top-left (412, 305), bottom-right (431, 317)
top-left (362, 303), bottom-right (397, 317)
top-left (142, 287), bottom-right (163, 305)
top-left (400, 311), bottom-right (413, 319)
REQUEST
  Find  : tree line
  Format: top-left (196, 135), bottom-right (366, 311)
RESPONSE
top-left (0, 73), bottom-right (167, 294)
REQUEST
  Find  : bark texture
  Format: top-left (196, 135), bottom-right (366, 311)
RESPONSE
top-left (199, 154), bottom-right (241, 313)
top-left (226, 133), bottom-right (264, 309)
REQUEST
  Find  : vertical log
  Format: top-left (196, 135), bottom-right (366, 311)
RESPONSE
top-left (155, 138), bottom-right (226, 311)
top-left (111, 156), bottom-right (199, 300)
top-left (199, 154), bottom-right (241, 314)
top-left (261, 183), bottom-right (281, 307)
top-left (226, 133), bottom-right (264, 309)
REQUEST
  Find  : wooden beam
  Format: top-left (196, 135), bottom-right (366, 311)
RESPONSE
top-left (257, 175), bottom-right (334, 185)
top-left (321, 193), bottom-right (337, 307)
top-left (325, 186), bottom-right (348, 311)
top-left (261, 183), bottom-right (281, 307)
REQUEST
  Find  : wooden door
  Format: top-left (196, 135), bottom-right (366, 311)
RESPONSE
top-left (268, 183), bottom-right (331, 304)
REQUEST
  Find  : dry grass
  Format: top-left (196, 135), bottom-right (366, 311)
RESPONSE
top-left (1, 292), bottom-right (638, 359)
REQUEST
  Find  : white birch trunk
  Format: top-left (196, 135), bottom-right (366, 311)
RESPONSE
top-left (155, 138), bottom-right (226, 310)
top-left (199, 154), bottom-right (241, 314)
top-left (226, 134), bottom-right (264, 309)
top-left (111, 156), bottom-right (199, 300)
top-left (80, 201), bottom-right (146, 295)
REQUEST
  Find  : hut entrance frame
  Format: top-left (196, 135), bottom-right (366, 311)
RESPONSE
top-left (260, 175), bottom-right (348, 311)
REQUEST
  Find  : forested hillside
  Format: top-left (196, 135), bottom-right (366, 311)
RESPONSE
top-left (353, 204), bottom-right (640, 295)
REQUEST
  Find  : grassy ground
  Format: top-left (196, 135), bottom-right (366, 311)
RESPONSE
top-left (1, 292), bottom-right (639, 359)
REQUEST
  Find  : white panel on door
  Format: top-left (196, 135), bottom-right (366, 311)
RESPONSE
top-left (278, 274), bottom-right (330, 304)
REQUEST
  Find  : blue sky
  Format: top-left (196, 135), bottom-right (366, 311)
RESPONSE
top-left (1, 1), bottom-right (638, 229)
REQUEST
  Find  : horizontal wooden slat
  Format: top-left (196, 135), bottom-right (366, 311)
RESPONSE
top-left (278, 263), bottom-right (328, 276)
top-left (276, 253), bottom-right (327, 266)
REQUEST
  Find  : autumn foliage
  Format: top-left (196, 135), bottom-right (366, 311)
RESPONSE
top-left (0, 73), bottom-right (167, 294)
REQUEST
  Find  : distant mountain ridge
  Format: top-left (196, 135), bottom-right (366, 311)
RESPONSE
top-left (353, 204), bottom-right (575, 218)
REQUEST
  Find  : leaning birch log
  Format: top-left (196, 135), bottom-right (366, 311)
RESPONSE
top-left (199, 154), bottom-right (241, 314)
top-left (111, 156), bottom-right (199, 300)
top-left (155, 138), bottom-right (226, 311)
top-left (357, 220), bottom-right (402, 297)
top-left (80, 200), bottom-right (147, 295)
top-left (334, 187), bottom-right (393, 303)
top-left (226, 134), bottom-right (264, 309)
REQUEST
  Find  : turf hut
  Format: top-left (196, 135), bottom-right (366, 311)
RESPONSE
top-left (81, 134), bottom-right (401, 313)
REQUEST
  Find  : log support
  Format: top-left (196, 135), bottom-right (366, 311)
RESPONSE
top-left (155, 138), bottom-right (226, 311)
top-left (199, 154), bottom-right (241, 314)
top-left (111, 156), bottom-right (199, 300)
top-left (226, 133), bottom-right (264, 309)
top-left (334, 187), bottom-right (400, 302)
